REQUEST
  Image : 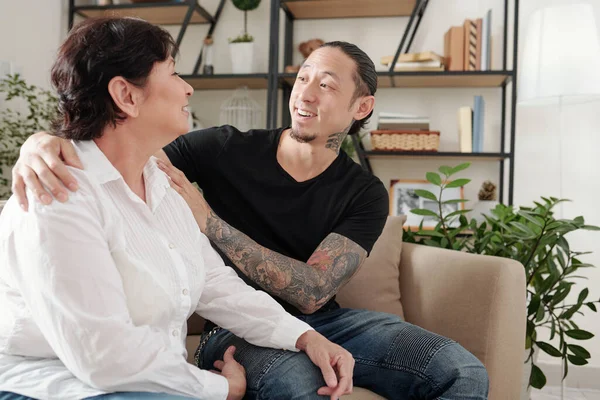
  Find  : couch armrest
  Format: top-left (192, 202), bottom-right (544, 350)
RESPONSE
top-left (399, 243), bottom-right (526, 400)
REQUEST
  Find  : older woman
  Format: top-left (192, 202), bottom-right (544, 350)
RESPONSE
top-left (0, 17), bottom-right (353, 400)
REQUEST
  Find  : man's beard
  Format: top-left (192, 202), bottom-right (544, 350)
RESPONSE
top-left (289, 126), bottom-right (317, 143)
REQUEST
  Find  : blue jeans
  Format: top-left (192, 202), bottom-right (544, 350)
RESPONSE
top-left (198, 308), bottom-right (489, 399)
top-left (0, 392), bottom-right (198, 400)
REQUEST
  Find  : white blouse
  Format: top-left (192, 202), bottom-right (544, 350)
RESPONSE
top-left (0, 140), bottom-right (311, 400)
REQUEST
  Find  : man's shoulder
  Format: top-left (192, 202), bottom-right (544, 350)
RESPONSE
top-left (182, 125), bottom-right (280, 152)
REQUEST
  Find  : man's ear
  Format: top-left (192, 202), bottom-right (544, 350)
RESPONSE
top-left (107, 76), bottom-right (142, 118)
top-left (353, 95), bottom-right (375, 121)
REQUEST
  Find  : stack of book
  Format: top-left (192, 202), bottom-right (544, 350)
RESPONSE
top-left (444, 10), bottom-right (492, 71)
top-left (370, 112), bottom-right (440, 152)
top-left (458, 95), bottom-right (485, 153)
top-left (380, 51), bottom-right (445, 72)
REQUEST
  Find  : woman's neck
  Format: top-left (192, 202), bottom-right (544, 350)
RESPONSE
top-left (94, 127), bottom-right (154, 202)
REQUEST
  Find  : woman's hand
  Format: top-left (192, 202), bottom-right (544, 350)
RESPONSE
top-left (296, 330), bottom-right (355, 399)
top-left (211, 346), bottom-right (246, 400)
top-left (156, 159), bottom-right (210, 233)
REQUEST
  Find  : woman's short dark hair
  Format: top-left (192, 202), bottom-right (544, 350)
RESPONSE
top-left (50, 17), bottom-right (178, 141)
top-left (320, 41), bottom-right (378, 136)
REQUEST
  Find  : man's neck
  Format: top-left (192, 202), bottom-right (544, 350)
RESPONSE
top-left (276, 128), bottom-right (343, 182)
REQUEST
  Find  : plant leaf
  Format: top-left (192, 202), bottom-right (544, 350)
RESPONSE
top-left (438, 165), bottom-right (452, 176)
top-left (426, 172), bottom-right (442, 186)
top-left (530, 364), bottom-right (547, 389)
top-left (578, 288), bottom-right (589, 304)
top-left (567, 355), bottom-right (589, 366)
top-left (442, 199), bottom-right (469, 204)
top-left (536, 341), bottom-right (562, 357)
top-left (586, 302), bottom-right (597, 312)
top-left (565, 329), bottom-right (595, 340)
top-left (410, 209), bottom-right (439, 217)
top-left (445, 178), bottom-right (471, 188)
top-left (416, 230), bottom-right (445, 238)
top-left (414, 189), bottom-right (438, 201)
top-left (450, 162), bottom-right (471, 175)
top-left (567, 344), bottom-right (591, 359)
top-left (582, 225), bottom-right (600, 231)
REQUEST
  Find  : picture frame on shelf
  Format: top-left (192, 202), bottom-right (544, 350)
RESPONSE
top-left (390, 179), bottom-right (465, 230)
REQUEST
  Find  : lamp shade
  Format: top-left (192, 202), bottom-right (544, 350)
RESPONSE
top-left (518, 3), bottom-right (600, 106)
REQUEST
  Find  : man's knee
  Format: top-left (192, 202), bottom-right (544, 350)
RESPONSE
top-left (428, 341), bottom-right (489, 398)
top-left (253, 352), bottom-right (327, 400)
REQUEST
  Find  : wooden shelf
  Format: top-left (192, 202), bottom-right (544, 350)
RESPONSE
top-left (75, 2), bottom-right (211, 25)
top-left (364, 151), bottom-right (510, 161)
top-left (280, 71), bottom-right (513, 89)
top-left (181, 74), bottom-right (269, 90)
top-left (281, 0), bottom-right (417, 19)
top-left (377, 71), bottom-right (513, 88)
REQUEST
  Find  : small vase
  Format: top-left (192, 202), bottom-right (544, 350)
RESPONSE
top-left (229, 42), bottom-right (255, 74)
top-left (470, 200), bottom-right (498, 224)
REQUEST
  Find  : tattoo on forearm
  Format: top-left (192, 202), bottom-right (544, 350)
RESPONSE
top-left (205, 211), bottom-right (366, 313)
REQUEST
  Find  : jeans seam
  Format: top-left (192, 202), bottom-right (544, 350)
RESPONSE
top-left (252, 351), bottom-right (289, 396)
top-left (379, 333), bottom-right (456, 395)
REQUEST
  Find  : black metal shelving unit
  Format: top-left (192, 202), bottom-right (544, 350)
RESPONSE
top-left (67, 0), bottom-right (520, 205)
top-left (68, 0), bottom-right (229, 85)
top-left (267, 0), bottom-right (520, 205)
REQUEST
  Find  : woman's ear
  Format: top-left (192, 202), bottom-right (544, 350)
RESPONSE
top-left (107, 76), bottom-right (142, 118)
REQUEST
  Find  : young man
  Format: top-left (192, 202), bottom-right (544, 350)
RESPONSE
top-left (12, 42), bottom-right (489, 399)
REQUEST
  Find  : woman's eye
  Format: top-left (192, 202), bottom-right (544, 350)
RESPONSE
top-left (172, 72), bottom-right (180, 76)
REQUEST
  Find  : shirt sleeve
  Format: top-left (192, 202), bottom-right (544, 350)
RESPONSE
top-left (196, 234), bottom-right (312, 351)
top-left (332, 179), bottom-right (389, 255)
top-left (7, 188), bottom-right (229, 400)
top-left (163, 126), bottom-right (231, 185)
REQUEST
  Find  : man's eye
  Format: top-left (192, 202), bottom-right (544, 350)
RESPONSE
top-left (320, 83), bottom-right (328, 88)
top-left (297, 76), bottom-right (306, 81)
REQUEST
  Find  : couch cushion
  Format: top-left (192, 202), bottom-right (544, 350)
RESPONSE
top-left (336, 215), bottom-right (406, 319)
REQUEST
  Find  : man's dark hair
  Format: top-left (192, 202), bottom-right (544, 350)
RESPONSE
top-left (320, 41), bottom-right (378, 136)
top-left (50, 17), bottom-right (178, 141)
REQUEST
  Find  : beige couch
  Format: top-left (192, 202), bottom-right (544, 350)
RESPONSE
top-left (186, 216), bottom-right (526, 399)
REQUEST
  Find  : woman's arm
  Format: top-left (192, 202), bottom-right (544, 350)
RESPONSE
top-left (7, 188), bottom-right (229, 399)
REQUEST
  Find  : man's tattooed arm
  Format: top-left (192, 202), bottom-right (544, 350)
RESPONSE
top-left (205, 210), bottom-right (367, 314)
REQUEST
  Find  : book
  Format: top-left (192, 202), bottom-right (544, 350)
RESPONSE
top-left (464, 19), bottom-right (477, 71)
top-left (377, 112), bottom-right (428, 119)
top-left (390, 60), bottom-right (443, 68)
top-left (475, 18), bottom-right (483, 70)
top-left (481, 9), bottom-right (492, 70)
top-left (472, 95), bottom-right (485, 152)
top-left (444, 26), bottom-right (464, 71)
top-left (378, 122), bottom-right (430, 131)
top-left (378, 117), bottom-right (429, 124)
top-left (458, 106), bottom-right (472, 152)
top-left (380, 51), bottom-right (444, 65)
top-left (391, 65), bottom-right (445, 72)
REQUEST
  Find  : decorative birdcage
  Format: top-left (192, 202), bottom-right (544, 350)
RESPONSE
top-left (219, 86), bottom-right (263, 131)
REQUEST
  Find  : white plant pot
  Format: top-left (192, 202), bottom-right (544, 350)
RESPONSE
top-left (470, 200), bottom-right (499, 224)
top-left (229, 42), bottom-right (255, 74)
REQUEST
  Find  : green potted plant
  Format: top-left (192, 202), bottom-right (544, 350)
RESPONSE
top-left (0, 74), bottom-right (58, 203)
top-left (229, 0), bottom-right (261, 74)
top-left (402, 163), bottom-right (600, 395)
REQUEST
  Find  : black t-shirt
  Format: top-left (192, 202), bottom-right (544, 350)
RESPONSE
top-left (164, 125), bottom-right (389, 316)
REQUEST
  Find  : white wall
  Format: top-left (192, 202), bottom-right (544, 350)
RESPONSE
top-left (2, 0), bottom-right (600, 389)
